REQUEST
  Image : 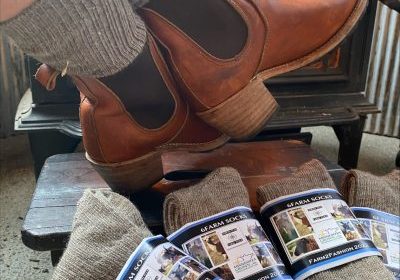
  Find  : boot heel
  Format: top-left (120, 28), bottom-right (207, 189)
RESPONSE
top-left (87, 151), bottom-right (163, 194)
top-left (198, 77), bottom-right (278, 140)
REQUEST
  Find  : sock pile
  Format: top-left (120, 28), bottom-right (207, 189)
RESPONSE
top-left (1, 0), bottom-right (148, 77)
top-left (52, 189), bottom-right (152, 280)
top-left (341, 169), bottom-right (399, 215)
top-left (53, 164), bottom-right (398, 279)
top-left (163, 167), bottom-right (250, 235)
top-left (256, 159), bottom-right (394, 280)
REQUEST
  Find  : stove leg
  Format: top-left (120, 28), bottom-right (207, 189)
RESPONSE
top-left (51, 250), bottom-right (64, 266)
top-left (29, 131), bottom-right (81, 179)
top-left (333, 116), bottom-right (366, 170)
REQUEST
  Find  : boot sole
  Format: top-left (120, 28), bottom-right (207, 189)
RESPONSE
top-left (198, 0), bottom-right (368, 140)
top-left (87, 134), bottom-right (229, 194)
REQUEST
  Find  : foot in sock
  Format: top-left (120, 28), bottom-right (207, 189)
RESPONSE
top-left (52, 190), bottom-right (152, 280)
top-left (257, 159), bottom-right (394, 280)
top-left (342, 169), bottom-right (400, 216)
top-left (0, 0), bottom-right (147, 77)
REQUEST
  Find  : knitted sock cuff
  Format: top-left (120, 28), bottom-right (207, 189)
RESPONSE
top-left (257, 159), bottom-right (337, 206)
top-left (342, 169), bottom-right (400, 216)
top-left (53, 190), bottom-right (152, 280)
top-left (163, 167), bottom-right (251, 235)
top-left (1, 0), bottom-right (147, 77)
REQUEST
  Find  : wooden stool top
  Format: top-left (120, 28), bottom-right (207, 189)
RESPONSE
top-left (22, 140), bottom-right (346, 252)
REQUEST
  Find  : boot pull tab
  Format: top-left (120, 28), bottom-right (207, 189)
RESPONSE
top-left (34, 64), bottom-right (61, 91)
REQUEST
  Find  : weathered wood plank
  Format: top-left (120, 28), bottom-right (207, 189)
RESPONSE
top-left (22, 141), bottom-right (346, 252)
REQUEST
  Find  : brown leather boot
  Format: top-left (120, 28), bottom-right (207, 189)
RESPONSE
top-left (36, 34), bottom-right (229, 194)
top-left (139, 0), bottom-right (368, 139)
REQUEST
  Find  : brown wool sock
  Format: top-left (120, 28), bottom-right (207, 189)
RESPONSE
top-left (163, 167), bottom-right (251, 235)
top-left (52, 189), bottom-right (152, 280)
top-left (256, 159), bottom-right (394, 280)
top-left (341, 169), bottom-right (400, 216)
top-left (0, 0), bottom-right (148, 77)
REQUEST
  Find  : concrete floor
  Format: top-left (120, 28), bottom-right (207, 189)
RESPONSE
top-left (0, 135), bottom-right (53, 280)
top-left (0, 129), bottom-right (399, 279)
top-left (303, 126), bottom-right (399, 174)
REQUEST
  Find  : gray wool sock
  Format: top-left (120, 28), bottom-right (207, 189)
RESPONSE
top-left (257, 159), bottom-right (394, 280)
top-left (163, 167), bottom-right (251, 235)
top-left (52, 189), bottom-right (152, 280)
top-left (1, 0), bottom-right (147, 77)
top-left (341, 169), bottom-right (400, 216)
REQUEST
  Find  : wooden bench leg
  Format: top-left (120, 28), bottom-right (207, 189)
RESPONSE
top-left (29, 131), bottom-right (81, 179)
top-left (333, 116), bottom-right (366, 170)
top-left (51, 250), bottom-right (64, 266)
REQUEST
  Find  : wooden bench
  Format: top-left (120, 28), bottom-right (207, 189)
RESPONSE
top-left (21, 140), bottom-right (347, 265)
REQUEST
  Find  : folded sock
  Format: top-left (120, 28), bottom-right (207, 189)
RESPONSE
top-left (1, 0), bottom-right (147, 77)
top-left (341, 169), bottom-right (400, 216)
top-left (163, 167), bottom-right (250, 235)
top-left (257, 159), bottom-right (394, 280)
top-left (52, 189), bottom-right (152, 280)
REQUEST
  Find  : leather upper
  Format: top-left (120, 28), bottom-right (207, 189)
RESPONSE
top-left (141, 0), bottom-right (266, 112)
top-left (35, 64), bottom-right (59, 91)
top-left (257, 0), bottom-right (360, 70)
top-left (140, 0), bottom-right (363, 111)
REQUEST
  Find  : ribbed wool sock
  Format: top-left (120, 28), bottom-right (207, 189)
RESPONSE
top-left (1, 0), bottom-right (148, 77)
top-left (52, 189), bottom-right (152, 280)
top-left (163, 167), bottom-right (251, 235)
top-left (341, 169), bottom-right (400, 216)
top-left (256, 159), bottom-right (394, 280)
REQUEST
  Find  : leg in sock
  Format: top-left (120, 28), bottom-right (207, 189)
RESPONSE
top-left (257, 160), bottom-right (394, 280)
top-left (163, 167), bottom-right (250, 235)
top-left (1, 0), bottom-right (175, 126)
top-left (0, 0), bottom-right (147, 77)
top-left (52, 190), bottom-right (152, 280)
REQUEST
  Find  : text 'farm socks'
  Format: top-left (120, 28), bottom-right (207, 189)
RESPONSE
top-left (163, 167), bottom-right (250, 235)
top-left (1, 0), bottom-right (147, 77)
top-left (342, 169), bottom-right (400, 216)
top-left (52, 190), bottom-right (152, 280)
top-left (256, 159), bottom-right (394, 280)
